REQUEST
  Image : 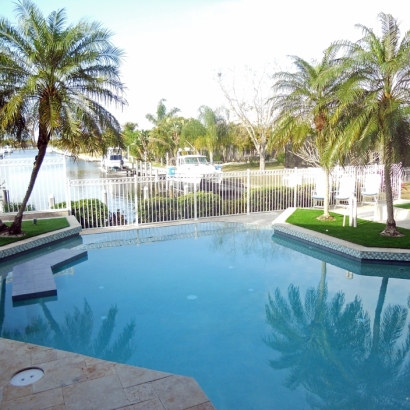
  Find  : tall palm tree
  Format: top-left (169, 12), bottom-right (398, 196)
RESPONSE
top-left (0, 0), bottom-right (126, 235)
top-left (272, 49), bottom-right (347, 219)
top-left (197, 105), bottom-right (228, 163)
top-left (333, 13), bottom-right (410, 236)
top-left (145, 98), bottom-right (180, 126)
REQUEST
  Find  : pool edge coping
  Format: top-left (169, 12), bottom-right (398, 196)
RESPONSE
top-left (0, 215), bottom-right (81, 260)
top-left (272, 207), bottom-right (410, 263)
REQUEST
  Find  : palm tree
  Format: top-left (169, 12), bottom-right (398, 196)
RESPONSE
top-left (272, 49), bottom-right (347, 219)
top-left (146, 99), bottom-right (180, 126)
top-left (0, 0), bottom-right (126, 235)
top-left (333, 13), bottom-right (410, 236)
top-left (197, 105), bottom-right (229, 163)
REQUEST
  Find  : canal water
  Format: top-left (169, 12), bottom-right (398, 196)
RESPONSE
top-left (7, 148), bottom-right (104, 180)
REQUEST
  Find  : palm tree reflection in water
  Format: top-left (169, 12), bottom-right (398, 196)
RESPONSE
top-left (2, 299), bottom-right (136, 363)
top-left (264, 262), bottom-right (410, 409)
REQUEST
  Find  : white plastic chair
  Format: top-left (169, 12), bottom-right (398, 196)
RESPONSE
top-left (334, 177), bottom-right (356, 209)
top-left (312, 175), bottom-right (330, 208)
top-left (361, 174), bottom-right (381, 205)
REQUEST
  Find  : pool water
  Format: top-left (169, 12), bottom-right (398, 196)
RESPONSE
top-left (2, 222), bottom-right (410, 410)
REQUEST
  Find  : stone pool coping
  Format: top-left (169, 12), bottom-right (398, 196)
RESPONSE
top-left (0, 215), bottom-right (81, 260)
top-left (0, 338), bottom-right (214, 410)
top-left (272, 207), bottom-right (410, 263)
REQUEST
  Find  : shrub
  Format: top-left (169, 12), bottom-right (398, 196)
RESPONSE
top-left (177, 192), bottom-right (221, 219)
top-left (248, 185), bottom-right (313, 212)
top-left (138, 197), bottom-right (178, 223)
top-left (3, 202), bottom-right (35, 212)
top-left (54, 199), bottom-right (109, 228)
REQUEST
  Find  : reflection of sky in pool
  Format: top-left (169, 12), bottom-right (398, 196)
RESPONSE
top-left (2, 222), bottom-right (410, 410)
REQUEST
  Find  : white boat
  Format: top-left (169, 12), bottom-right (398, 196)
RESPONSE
top-left (167, 154), bottom-right (222, 191)
top-left (101, 147), bottom-right (124, 173)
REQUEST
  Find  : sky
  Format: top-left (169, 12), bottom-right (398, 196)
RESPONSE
top-left (1, 0), bottom-right (410, 129)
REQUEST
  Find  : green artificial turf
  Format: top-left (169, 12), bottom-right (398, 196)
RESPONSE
top-left (286, 209), bottom-right (410, 249)
top-left (394, 203), bottom-right (410, 210)
top-left (0, 217), bottom-right (69, 247)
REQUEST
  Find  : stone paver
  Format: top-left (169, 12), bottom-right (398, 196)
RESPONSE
top-left (0, 338), bottom-right (214, 410)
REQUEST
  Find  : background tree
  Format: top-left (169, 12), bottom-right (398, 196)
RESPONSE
top-left (0, 0), bottom-right (126, 235)
top-left (122, 122), bottom-right (151, 161)
top-left (218, 67), bottom-right (275, 170)
top-left (197, 105), bottom-right (229, 163)
top-left (145, 98), bottom-right (180, 126)
top-left (146, 99), bottom-right (183, 161)
top-left (333, 12), bottom-right (410, 236)
top-left (271, 50), bottom-right (347, 219)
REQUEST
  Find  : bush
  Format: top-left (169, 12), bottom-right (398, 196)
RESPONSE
top-left (3, 202), bottom-right (35, 212)
top-left (138, 197), bottom-right (178, 223)
top-left (178, 192), bottom-right (221, 219)
top-left (248, 185), bottom-right (313, 212)
top-left (54, 199), bottom-right (109, 228)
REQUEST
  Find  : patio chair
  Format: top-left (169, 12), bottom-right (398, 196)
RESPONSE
top-left (334, 176), bottom-right (356, 209)
top-left (361, 174), bottom-right (381, 205)
top-left (312, 175), bottom-right (330, 208)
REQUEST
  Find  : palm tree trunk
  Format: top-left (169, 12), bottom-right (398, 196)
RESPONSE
top-left (371, 277), bottom-right (388, 355)
top-left (315, 261), bottom-right (327, 320)
top-left (382, 163), bottom-right (402, 236)
top-left (8, 142), bottom-right (48, 235)
top-left (323, 169), bottom-right (330, 218)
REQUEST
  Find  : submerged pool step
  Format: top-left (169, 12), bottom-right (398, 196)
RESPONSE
top-left (12, 249), bottom-right (87, 301)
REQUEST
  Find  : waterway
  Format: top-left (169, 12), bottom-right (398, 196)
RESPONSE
top-left (7, 148), bottom-right (104, 180)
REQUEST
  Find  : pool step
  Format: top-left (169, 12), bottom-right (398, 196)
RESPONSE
top-left (12, 249), bottom-right (87, 301)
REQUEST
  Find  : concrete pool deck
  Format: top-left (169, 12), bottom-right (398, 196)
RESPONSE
top-left (1, 206), bottom-right (409, 409)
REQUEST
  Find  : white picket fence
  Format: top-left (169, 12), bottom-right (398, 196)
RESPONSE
top-left (0, 159), bottom-right (404, 229)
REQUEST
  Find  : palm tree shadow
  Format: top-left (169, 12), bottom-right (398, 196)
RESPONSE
top-left (2, 299), bottom-right (136, 363)
top-left (263, 263), bottom-right (410, 409)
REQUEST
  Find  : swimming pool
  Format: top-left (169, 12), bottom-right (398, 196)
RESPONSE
top-left (1, 222), bottom-right (410, 409)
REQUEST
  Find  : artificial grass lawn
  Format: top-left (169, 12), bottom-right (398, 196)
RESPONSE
top-left (286, 209), bottom-right (410, 249)
top-left (0, 217), bottom-right (69, 247)
top-left (222, 162), bottom-right (285, 172)
top-left (394, 202), bottom-right (410, 210)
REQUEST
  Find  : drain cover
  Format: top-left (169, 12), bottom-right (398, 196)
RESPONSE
top-left (10, 368), bottom-right (44, 386)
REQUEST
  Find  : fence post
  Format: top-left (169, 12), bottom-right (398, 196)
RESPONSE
top-left (48, 194), bottom-right (55, 209)
top-left (169, 180), bottom-right (174, 198)
top-left (101, 189), bottom-right (107, 205)
top-left (154, 170), bottom-right (159, 195)
top-left (66, 178), bottom-right (72, 215)
top-left (247, 169), bottom-right (251, 215)
top-left (134, 173), bottom-right (139, 226)
top-left (293, 167), bottom-right (298, 207)
top-left (194, 181), bottom-right (198, 221)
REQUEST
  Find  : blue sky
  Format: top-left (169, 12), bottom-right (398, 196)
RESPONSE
top-left (1, 0), bottom-right (409, 129)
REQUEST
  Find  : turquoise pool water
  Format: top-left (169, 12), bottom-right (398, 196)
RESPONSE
top-left (2, 222), bottom-right (410, 409)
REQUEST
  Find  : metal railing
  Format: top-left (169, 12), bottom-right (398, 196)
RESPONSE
top-left (0, 157), bottom-right (68, 213)
top-left (64, 165), bottom-right (403, 229)
top-left (0, 157), bottom-right (403, 226)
